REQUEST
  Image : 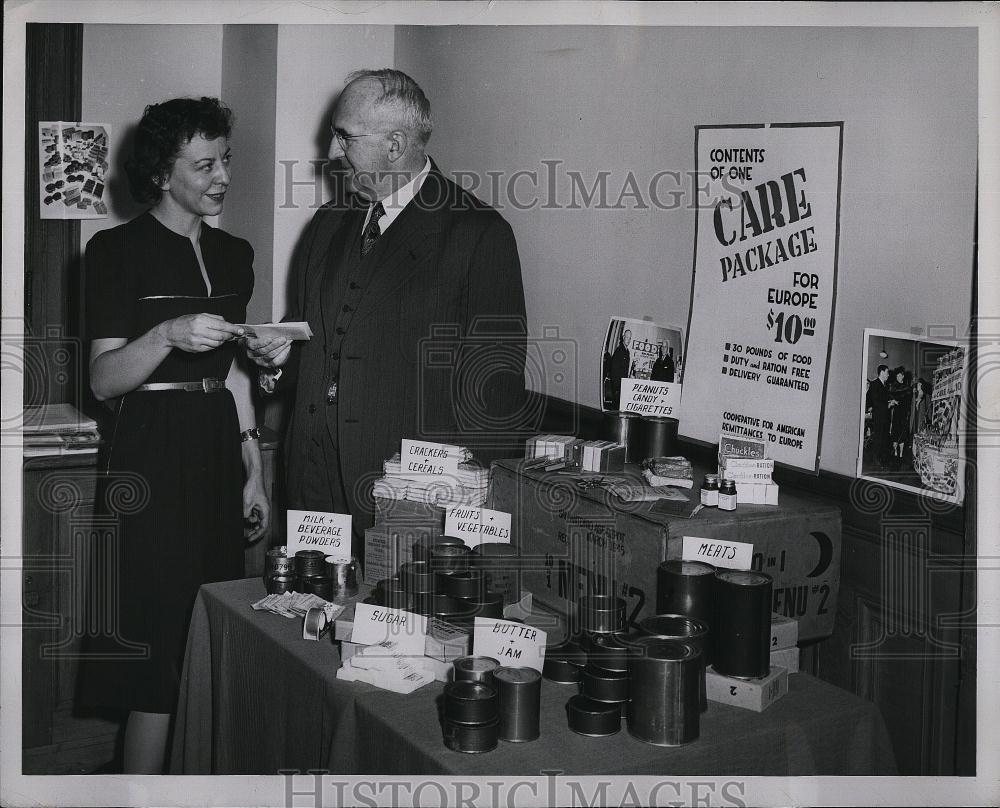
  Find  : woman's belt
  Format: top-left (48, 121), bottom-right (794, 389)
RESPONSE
top-left (133, 378), bottom-right (227, 393)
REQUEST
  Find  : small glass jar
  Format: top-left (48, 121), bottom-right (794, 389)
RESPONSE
top-left (718, 478), bottom-right (738, 511)
top-left (700, 474), bottom-right (720, 507)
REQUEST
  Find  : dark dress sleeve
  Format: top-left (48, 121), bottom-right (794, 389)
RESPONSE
top-left (237, 238), bottom-right (255, 311)
top-left (85, 229), bottom-right (138, 340)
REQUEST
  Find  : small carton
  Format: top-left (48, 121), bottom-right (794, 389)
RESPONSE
top-left (735, 481), bottom-right (780, 505)
top-left (770, 613), bottom-right (799, 650)
top-left (770, 646), bottom-right (800, 673)
top-left (705, 665), bottom-right (789, 711)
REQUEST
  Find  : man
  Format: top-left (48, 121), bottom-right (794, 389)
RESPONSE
top-left (609, 328), bottom-right (631, 409)
top-left (248, 69), bottom-right (526, 533)
top-left (650, 343), bottom-right (675, 383)
top-left (866, 364), bottom-right (891, 469)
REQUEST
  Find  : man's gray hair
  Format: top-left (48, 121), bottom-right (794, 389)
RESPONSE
top-left (346, 68), bottom-right (433, 145)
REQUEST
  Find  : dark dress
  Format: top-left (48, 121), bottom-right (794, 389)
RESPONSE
top-left (889, 381), bottom-right (912, 445)
top-left (76, 212), bottom-right (253, 714)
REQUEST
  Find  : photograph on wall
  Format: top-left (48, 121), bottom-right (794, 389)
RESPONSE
top-left (38, 121), bottom-right (110, 219)
top-left (601, 316), bottom-right (684, 415)
top-left (857, 328), bottom-right (966, 505)
top-left (678, 122), bottom-right (844, 472)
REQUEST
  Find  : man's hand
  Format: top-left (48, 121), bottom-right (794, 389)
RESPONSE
top-left (243, 477), bottom-right (270, 543)
top-left (246, 335), bottom-right (292, 369)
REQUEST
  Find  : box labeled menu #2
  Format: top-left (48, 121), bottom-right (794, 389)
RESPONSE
top-left (487, 459), bottom-right (841, 640)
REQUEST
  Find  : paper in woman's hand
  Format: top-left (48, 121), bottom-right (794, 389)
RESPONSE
top-left (235, 321), bottom-right (313, 341)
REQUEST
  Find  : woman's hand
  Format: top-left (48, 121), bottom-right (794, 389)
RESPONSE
top-left (245, 335), bottom-right (292, 369)
top-left (158, 313), bottom-right (245, 353)
top-left (243, 475), bottom-right (270, 543)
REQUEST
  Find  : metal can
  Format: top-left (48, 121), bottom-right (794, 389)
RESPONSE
top-left (627, 638), bottom-right (701, 746)
top-left (713, 569), bottom-right (772, 678)
top-left (493, 666), bottom-right (541, 742)
top-left (453, 656), bottom-right (501, 686)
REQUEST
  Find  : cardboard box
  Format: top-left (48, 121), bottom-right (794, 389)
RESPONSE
top-left (770, 646), bottom-right (800, 673)
top-left (488, 459), bottom-right (841, 640)
top-left (705, 665), bottom-right (789, 711)
top-left (770, 613), bottom-right (799, 650)
top-left (340, 641), bottom-right (452, 682)
top-left (363, 528), bottom-right (400, 585)
top-left (370, 497), bottom-right (445, 581)
top-left (735, 482), bottom-right (780, 505)
top-left (335, 605), bottom-right (472, 662)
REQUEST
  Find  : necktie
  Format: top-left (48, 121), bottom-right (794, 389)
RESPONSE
top-left (361, 201), bottom-right (385, 257)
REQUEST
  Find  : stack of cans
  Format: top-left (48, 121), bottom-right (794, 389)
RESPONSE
top-left (559, 595), bottom-right (633, 736)
top-left (442, 680), bottom-right (500, 753)
top-left (656, 559), bottom-right (774, 680)
top-left (384, 537), bottom-right (508, 626)
top-left (295, 550), bottom-right (329, 598)
top-left (264, 546), bottom-right (296, 594)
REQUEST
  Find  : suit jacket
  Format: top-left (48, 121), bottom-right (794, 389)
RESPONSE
top-left (279, 162), bottom-right (527, 518)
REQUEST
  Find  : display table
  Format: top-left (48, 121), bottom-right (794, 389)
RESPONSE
top-left (170, 578), bottom-right (896, 776)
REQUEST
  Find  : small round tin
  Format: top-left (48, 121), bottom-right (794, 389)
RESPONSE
top-left (412, 534), bottom-right (465, 564)
top-left (468, 590), bottom-right (505, 619)
top-left (580, 663), bottom-right (630, 703)
top-left (443, 717), bottom-right (500, 753)
top-left (437, 568), bottom-right (486, 600)
top-left (301, 575), bottom-right (333, 601)
top-left (543, 640), bottom-right (588, 684)
top-left (578, 595), bottom-right (627, 634)
top-left (453, 656), bottom-right (501, 685)
top-left (566, 694), bottom-right (622, 737)
top-left (374, 577), bottom-right (409, 609)
top-left (294, 549), bottom-right (326, 579)
top-left (580, 631), bottom-right (636, 672)
top-left (443, 680), bottom-right (499, 724)
top-left (431, 595), bottom-right (477, 623)
top-left (399, 560), bottom-right (436, 594)
top-left (429, 542), bottom-right (473, 572)
top-left (266, 574), bottom-right (297, 594)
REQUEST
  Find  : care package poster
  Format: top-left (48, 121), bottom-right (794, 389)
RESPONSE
top-left (679, 123), bottom-right (843, 471)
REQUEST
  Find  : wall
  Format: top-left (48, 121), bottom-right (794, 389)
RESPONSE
top-left (395, 26), bottom-right (977, 477)
top-left (271, 25), bottom-right (395, 320)
top-left (221, 24), bottom-right (278, 325)
top-left (80, 25), bottom-right (223, 246)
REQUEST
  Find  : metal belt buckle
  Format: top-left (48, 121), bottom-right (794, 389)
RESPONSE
top-left (202, 378), bottom-right (223, 393)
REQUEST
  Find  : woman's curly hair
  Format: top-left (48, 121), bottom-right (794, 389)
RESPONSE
top-left (125, 97), bottom-right (233, 205)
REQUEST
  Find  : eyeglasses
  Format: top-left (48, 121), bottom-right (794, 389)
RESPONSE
top-left (330, 126), bottom-right (387, 148)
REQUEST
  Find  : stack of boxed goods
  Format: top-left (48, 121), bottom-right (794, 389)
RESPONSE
top-left (366, 446), bottom-right (489, 584)
top-left (769, 613), bottom-right (800, 673)
top-left (376, 450), bottom-right (489, 507)
top-left (718, 432), bottom-right (779, 505)
top-left (524, 434), bottom-right (625, 473)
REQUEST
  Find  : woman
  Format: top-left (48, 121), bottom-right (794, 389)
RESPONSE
top-left (912, 377), bottom-right (933, 434)
top-left (888, 366), bottom-right (912, 460)
top-left (77, 97), bottom-right (268, 773)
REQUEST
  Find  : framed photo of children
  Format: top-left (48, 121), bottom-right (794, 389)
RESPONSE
top-left (857, 328), bottom-right (967, 505)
